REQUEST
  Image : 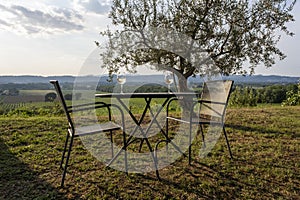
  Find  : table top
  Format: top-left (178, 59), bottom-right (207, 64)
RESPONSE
top-left (95, 92), bottom-right (198, 98)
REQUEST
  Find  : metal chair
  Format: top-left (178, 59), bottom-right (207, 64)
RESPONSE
top-left (50, 80), bottom-right (126, 187)
top-left (166, 80), bottom-right (234, 164)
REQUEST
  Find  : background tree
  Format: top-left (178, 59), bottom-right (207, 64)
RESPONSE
top-left (282, 81), bottom-right (300, 106)
top-left (64, 94), bottom-right (72, 101)
top-left (100, 0), bottom-right (296, 91)
top-left (45, 92), bottom-right (57, 102)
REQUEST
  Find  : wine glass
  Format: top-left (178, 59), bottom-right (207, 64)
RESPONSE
top-left (117, 73), bottom-right (126, 94)
top-left (164, 71), bottom-right (174, 93)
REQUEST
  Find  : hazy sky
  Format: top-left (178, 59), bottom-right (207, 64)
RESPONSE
top-left (0, 0), bottom-right (299, 76)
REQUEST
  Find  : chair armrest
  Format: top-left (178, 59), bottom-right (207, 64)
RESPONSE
top-left (194, 100), bottom-right (226, 118)
top-left (70, 101), bottom-right (125, 130)
top-left (166, 97), bottom-right (180, 117)
top-left (196, 99), bottom-right (226, 105)
top-left (68, 101), bottom-right (109, 112)
top-left (166, 97), bottom-right (179, 107)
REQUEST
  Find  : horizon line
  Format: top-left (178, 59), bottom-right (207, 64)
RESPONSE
top-left (0, 74), bottom-right (300, 78)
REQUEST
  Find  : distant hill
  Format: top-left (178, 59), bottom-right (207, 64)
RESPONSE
top-left (0, 75), bottom-right (299, 85)
top-left (223, 75), bottom-right (300, 85)
top-left (0, 75), bottom-right (94, 84)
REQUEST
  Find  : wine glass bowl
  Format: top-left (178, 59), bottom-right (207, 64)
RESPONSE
top-left (164, 72), bottom-right (174, 93)
top-left (117, 74), bottom-right (126, 93)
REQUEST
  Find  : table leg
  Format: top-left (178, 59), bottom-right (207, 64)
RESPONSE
top-left (108, 97), bottom-right (160, 178)
top-left (146, 98), bottom-right (186, 156)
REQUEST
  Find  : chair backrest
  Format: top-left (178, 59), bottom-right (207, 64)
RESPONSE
top-left (50, 80), bottom-right (74, 128)
top-left (199, 80), bottom-right (234, 119)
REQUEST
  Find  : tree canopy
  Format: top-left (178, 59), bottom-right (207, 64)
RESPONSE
top-left (100, 0), bottom-right (296, 88)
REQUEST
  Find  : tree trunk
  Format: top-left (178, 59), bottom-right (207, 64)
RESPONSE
top-left (177, 76), bottom-right (195, 120)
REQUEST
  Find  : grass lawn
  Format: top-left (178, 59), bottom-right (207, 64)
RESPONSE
top-left (0, 105), bottom-right (299, 199)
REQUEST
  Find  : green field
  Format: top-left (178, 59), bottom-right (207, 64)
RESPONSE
top-left (0, 102), bottom-right (299, 199)
top-left (19, 90), bottom-right (56, 95)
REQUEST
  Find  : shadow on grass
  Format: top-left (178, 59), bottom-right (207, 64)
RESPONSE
top-left (182, 158), bottom-right (298, 199)
top-left (191, 159), bottom-right (281, 197)
top-left (0, 138), bottom-right (67, 199)
top-left (227, 123), bottom-right (300, 137)
top-left (128, 159), bottom-right (241, 199)
top-left (136, 173), bottom-right (213, 199)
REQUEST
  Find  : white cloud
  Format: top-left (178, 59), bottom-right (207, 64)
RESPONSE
top-left (72, 0), bottom-right (111, 15)
top-left (0, 19), bottom-right (10, 27)
top-left (0, 3), bottom-right (85, 35)
top-left (0, 1), bottom-right (113, 36)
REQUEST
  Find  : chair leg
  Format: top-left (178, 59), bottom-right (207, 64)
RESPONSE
top-left (109, 130), bottom-right (114, 158)
top-left (165, 117), bottom-right (169, 153)
top-left (60, 132), bottom-right (70, 169)
top-left (122, 130), bottom-right (128, 175)
top-left (189, 123), bottom-right (192, 165)
top-left (138, 139), bottom-right (144, 152)
top-left (223, 126), bottom-right (233, 159)
top-left (61, 135), bottom-right (74, 187)
top-left (166, 116), bottom-right (169, 137)
top-left (200, 124), bottom-right (205, 148)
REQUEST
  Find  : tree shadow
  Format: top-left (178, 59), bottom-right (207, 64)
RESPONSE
top-left (0, 138), bottom-right (68, 199)
top-left (162, 158), bottom-right (297, 199)
top-left (132, 173), bottom-right (214, 199)
top-left (130, 159), bottom-right (241, 199)
top-left (131, 135), bottom-right (299, 200)
top-left (227, 123), bottom-right (300, 137)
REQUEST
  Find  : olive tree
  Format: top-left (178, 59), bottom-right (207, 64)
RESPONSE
top-left (99, 0), bottom-right (296, 91)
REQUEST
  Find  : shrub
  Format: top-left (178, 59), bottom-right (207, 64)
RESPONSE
top-left (282, 81), bottom-right (300, 106)
top-left (229, 86), bottom-right (257, 107)
top-left (45, 92), bottom-right (57, 102)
